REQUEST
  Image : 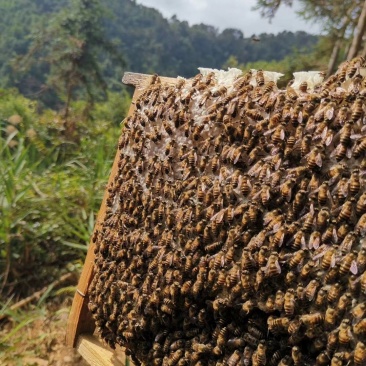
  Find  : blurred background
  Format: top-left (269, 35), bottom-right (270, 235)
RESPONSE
top-left (1, 0), bottom-right (365, 364)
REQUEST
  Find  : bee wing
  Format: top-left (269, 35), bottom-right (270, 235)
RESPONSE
top-left (261, 187), bottom-right (271, 202)
top-left (297, 111), bottom-right (303, 124)
top-left (221, 254), bottom-right (226, 267)
top-left (275, 260), bottom-right (281, 274)
top-left (182, 170), bottom-right (191, 181)
top-left (300, 235), bottom-right (307, 250)
top-left (326, 107), bottom-right (335, 120)
top-left (321, 126), bottom-right (329, 140)
top-left (248, 162), bottom-right (263, 177)
top-left (315, 153), bottom-right (323, 167)
top-left (252, 189), bottom-right (262, 201)
top-left (330, 254), bottom-right (336, 268)
top-left (211, 208), bottom-right (226, 223)
top-left (346, 148), bottom-right (353, 158)
top-left (330, 144), bottom-right (341, 158)
top-left (351, 260), bottom-right (358, 275)
top-left (233, 150), bottom-right (241, 164)
top-left (277, 231), bottom-right (285, 247)
top-left (264, 127), bottom-right (276, 136)
top-left (309, 235), bottom-right (320, 250)
top-left (312, 247), bottom-right (328, 261)
top-left (274, 157), bottom-right (282, 171)
top-left (236, 175), bottom-right (242, 190)
top-left (351, 133), bottom-right (363, 140)
top-left (305, 284), bottom-right (317, 301)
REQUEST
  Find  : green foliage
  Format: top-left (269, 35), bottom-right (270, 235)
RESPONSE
top-left (92, 89), bottom-right (132, 126)
top-left (0, 0), bottom-right (318, 111)
top-left (16, 0), bottom-right (125, 138)
top-left (0, 90), bottom-right (122, 297)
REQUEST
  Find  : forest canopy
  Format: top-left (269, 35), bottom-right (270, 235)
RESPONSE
top-left (0, 0), bottom-right (318, 109)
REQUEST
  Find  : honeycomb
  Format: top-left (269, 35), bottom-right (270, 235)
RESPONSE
top-left (89, 57), bottom-right (366, 366)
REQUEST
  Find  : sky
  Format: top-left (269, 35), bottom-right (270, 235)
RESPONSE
top-left (136, 0), bottom-right (322, 36)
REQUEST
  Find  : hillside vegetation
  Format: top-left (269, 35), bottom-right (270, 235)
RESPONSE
top-left (0, 0), bottom-right (318, 108)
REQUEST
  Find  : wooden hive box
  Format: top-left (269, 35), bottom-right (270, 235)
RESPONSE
top-left (67, 59), bottom-right (366, 366)
top-left (66, 72), bottom-right (178, 365)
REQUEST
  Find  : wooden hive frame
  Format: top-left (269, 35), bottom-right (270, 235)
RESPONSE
top-left (66, 72), bottom-right (178, 366)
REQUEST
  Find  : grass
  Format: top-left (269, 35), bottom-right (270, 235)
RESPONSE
top-left (0, 88), bottom-right (130, 363)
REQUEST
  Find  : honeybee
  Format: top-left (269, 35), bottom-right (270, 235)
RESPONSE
top-left (300, 134), bottom-right (312, 157)
top-left (306, 145), bottom-right (325, 170)
top-left (254, 268), bottom-right (265, 291)
top-left (317, 181), bottom-right (330, 206)
top-left (286, 86), bottom-right (298, 100)
top-left (316, 351), bottom-right (330, 366)
top-left (353, 136), bottom-right (366, 158)
top-left (354, 341), bottom-right (366, 366)
top-left (300, 259), bottom-right (316, 280)
top-left (291, 346), bottom-right (303, 366)
top-left (352, 302), bottom-right (366, 322)
top-left (327, 283), bottom-right (342, 303)
top-left (252, 341), bottom-right (266, 366)
top-left (309, 231), bottom-right (321, 250)
top-left (226, 350), bottom-right (241, 366)
top-left (338, 319), bottom-right (353, 344)
top-left (325, 330), bottom-right (339, 358)
top-left (321, 247), bottom-right (337, 269)
top-left (256, 69), bottom-right (265, 86)
top-left (270, 122), bottom-right (286, 145)
top-left (337, 292), bottom-right (352, 315)
top-left (356, 192), bottom-right (366, 215)
top-left (270, 226), bottom-right (287, 250)
top-left (267, 316), bottom-right (290, 333)
top-left (283, 289), bottom-right (296, 315)
top-left (323, 306), bottom-right (338, 330)
top-left (291, 189), bottom-right (306, 216)
top-left (211, 85), bottom-right (227, 98)
top-left (304, 279), bottom-right (320, 301)
top-left (351, 96), bottom-right (364, 122)
top-left (245, 108), bottom-right (264, 121)
top-left (280, 178), bottom-right (296, 202)
top-left (292, 230), bottom-right (306, 250)
top-left (289, 249), bottom-right (306, 268)
top-left (337, 199), bottom-right (355, 223)
top-left (233, 72), bottom-right (252, 90)
top-left (334, 142), bottom-right (352, 161)
top-left (356, 213), bottom-right (366, 237)
top-left (264, 252), bottom-right (281, 277)
top-left (354, 318), bottom-right (366, 335)
top-left (300, 312), bottom-right (324, 327)
top-left (340, 231), bottom-right (357, 252)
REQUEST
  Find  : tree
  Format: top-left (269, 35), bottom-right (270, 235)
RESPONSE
top-left (18, 0), bottom-right (125, 140)
top-left (254, 0), bottom-right (366, 73)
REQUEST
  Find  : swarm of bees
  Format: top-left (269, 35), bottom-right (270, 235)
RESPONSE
top-left (89, 56), bottom-right (366, 366)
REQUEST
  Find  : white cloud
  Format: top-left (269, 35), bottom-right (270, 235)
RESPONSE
top-left (136, 0), bottom-right (321, 36)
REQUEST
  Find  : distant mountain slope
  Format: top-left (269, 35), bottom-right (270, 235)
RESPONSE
top-left (104, 0), bottom-right (318, 76)
top-left (0, 0), bottom-right (318, 104)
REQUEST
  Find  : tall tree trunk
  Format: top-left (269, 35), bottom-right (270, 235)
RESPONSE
top-left (347, 0), bottom-right (366, 60)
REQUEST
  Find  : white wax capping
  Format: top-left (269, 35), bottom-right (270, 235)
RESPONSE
top-left (198, 67), bottom-right (243, 87)
top-left (249, 69), bottom-right (284, 86)
top-left (292, 71), bottom-right (324, 91)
